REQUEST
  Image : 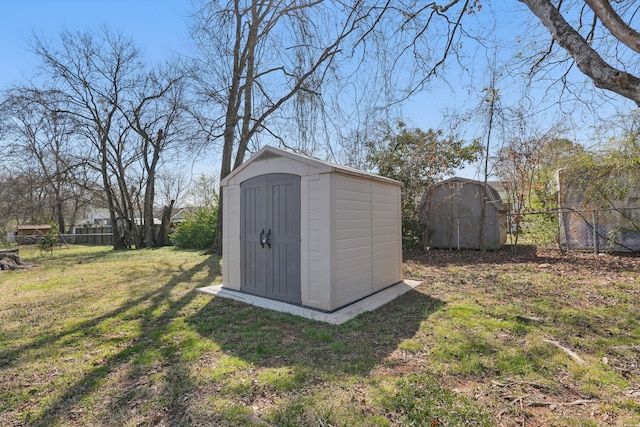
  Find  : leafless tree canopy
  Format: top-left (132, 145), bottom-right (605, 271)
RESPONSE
top-left (16, 29), bottom-right (196, 248)
top-left (190, 0), bottom-right (479, 252)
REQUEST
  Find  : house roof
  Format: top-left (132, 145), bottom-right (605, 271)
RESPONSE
top-left (220, 145), bottom-right (402, 186)
top-left (171, 207), bottom-right (198, 222)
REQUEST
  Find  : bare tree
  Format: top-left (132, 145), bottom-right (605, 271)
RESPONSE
top-left (0, 107), bottom-right (8, 158)
top-left (184, 173), bottom-right (218, 209)
top-left (124, 64), bottom-right (193, 247)
top-left (191, 0), bottom-right (482, 253)
top-left (2, 88), bottom-right (91, 233)
top-left (154, 169), bottom-right (190, 247)
top-left (479, 82), bottom-right (500, 251)
top-left (192, 0), bottom-right (390, 251)
top-left (493, 122), bottom-right (566, 246)
top-left (33, 29), bottom-right (193, 249)
top-left (0, 173), bottom-right (40, 227)
top-left (156, 169), bottom-right (189, 209)
top-left (520, 0), bottom-right (640, 105)
top-left (32, 30), bottom-right (142, 248)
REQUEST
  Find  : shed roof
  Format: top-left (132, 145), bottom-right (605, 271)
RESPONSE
top-left (220, 145), bottom-right (402, 186)
top-left (17, 224), bottom-right (52, 231)
top-left (421, 177), bottom-right (506, 212)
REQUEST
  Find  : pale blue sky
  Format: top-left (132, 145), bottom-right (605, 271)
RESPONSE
top-left (1, 1), bottom-right (632, 180)
top-left (1, 1), bottom-right (461, 171)
top-left (0, 1), bottom-right (515, 133)
top-left (1, 1), bottom-right (193, 86)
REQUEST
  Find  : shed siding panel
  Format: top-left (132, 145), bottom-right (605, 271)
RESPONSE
top-left (223, 185), bottom-right (241, 290)
top-left (333, 174), bottom-right (373, 307)
top-left (372, 182), bottom-right (402, 290)
top-left (336, 271), bottom-right (374, 302)
top-left (305, 174), bottom-right (332, 310)
top-left (300, 177), bottom-right (310, 308)
top-left (306, 177), bottom-right (322, 308)
top-left (336, 236), bottom-right (370, 250)
top-left (333, 228), bottom-right (370, 240)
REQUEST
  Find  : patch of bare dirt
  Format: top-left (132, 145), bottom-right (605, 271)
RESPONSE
top-left (405, 246), bottom-right (640, 273)
top-left (400, 246), bottom-right (640, 426)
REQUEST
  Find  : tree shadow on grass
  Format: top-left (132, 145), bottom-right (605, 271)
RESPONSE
top-left (15, 244), bottom-right (117, 268)
top-left (0, 256), bottom-right (219, 369)
top-left (182, 289), bottom-right (445, 425)
top-left (189, 289), bottom-right (444, 376)
top-left (3, 255), bottom-right (221, 426)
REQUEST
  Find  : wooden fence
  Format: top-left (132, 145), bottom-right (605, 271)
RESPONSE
top-left (67, 226), bottom-right (113, 245)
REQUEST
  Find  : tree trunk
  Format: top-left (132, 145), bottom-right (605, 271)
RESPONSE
top-left (55, 193), bottom-right (65, 234)
top-left (101, 145), bottom-right (123, 250)
top-left (156, 199), bottom-right (175, 247)
top-left (143, 174), bottom-right (156, 248)
top-left (0, 248), bottom-right (28, 270)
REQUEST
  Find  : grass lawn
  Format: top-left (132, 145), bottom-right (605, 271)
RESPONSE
top-left (1, 245), bottom-right (639, 426)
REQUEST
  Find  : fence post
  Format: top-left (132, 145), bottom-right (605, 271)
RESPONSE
top-left (592, 210), bottom-right (598, 254)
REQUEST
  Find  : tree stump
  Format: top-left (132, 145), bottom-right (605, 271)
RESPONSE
top-left (0, 248), bottom-right (29, 271)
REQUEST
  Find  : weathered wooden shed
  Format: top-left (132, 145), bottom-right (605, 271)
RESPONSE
top-left (419, 177), bottom-right (507, 250)
top-left (220, 145), bottom-right (403, 312)
top-left (16, 224), bottom-right (52, 245)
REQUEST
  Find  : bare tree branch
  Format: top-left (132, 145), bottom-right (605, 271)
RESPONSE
top-left (521, 0), bottom-right (640, 105)
top-left (585, 0), bottom-right (640, 54)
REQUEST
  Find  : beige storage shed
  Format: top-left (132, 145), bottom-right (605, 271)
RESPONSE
top-left (220, 145), bottom-right (403, 312)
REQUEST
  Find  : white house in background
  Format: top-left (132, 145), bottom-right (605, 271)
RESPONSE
top-left (79, 207), bottom-right (112, 226)
top-left (220, 145), bottom-right (403, 312)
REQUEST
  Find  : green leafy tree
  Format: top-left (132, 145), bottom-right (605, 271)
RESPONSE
top-left (535, 138), bottom-right (584, 208)
top-left (527, 138), bottom-right (584, 246)
top-left (521, 138), bottom-right (582, 246)
top-left (366, 122), bottom-right (481, 248)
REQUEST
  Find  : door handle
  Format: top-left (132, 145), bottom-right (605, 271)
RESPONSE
top-left (260, 229), bottom-right (265, 248)
top-left (266, 229), bottom-right (271, 248)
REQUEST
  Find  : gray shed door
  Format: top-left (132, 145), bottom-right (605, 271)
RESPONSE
top-left (240, 173), bottom-right (301, 304)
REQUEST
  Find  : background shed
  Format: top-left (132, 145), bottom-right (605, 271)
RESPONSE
top-left (220, 145), bottom-right (403, 312)
top-left (16, 224), bottom-right (52, 245)
top-left (419, 177), bottom-right (507, 250)
top-left (557, 168), bottom-right (640, 252)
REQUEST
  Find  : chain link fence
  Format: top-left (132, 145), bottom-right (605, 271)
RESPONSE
top-left (422, 207), bottom-right (640, 253)
top-left (556, 207), bottom-right (640, 253)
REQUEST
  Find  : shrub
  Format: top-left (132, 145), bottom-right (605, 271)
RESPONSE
top-left (402, 217), bottom-right (426, 250)
top-left (170, 205), bottom-right (218, 250)
top-left (38, 225), bottom-right (59, 254)
top-left (523, 211), bottom-right (558, 247)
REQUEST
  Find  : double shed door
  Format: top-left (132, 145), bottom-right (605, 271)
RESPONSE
top-left (240, 173), bottom-right (301, 304)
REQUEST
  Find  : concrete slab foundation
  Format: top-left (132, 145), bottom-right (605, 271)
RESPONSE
top-left (197, 280), bottom-right (422, 325)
